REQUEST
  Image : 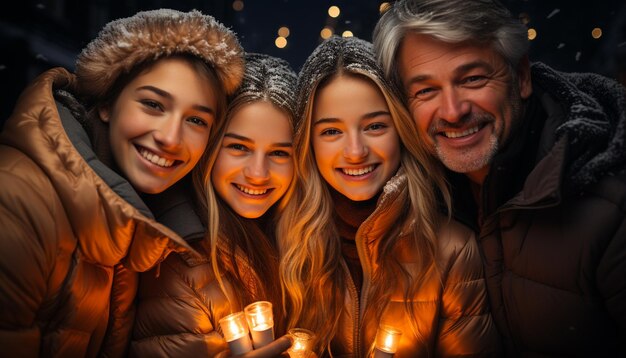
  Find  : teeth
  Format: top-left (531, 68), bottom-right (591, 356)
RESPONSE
top-left (139, 148), bottom-right (175, 167)
top-left (443, 126), bottom-right (480, 139)
top-left (236, 184), bottom-right (268, 195)
top-left (342, 165), bottom-right (375, 176)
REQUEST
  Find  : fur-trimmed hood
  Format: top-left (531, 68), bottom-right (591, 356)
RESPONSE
top-left (531, 62), bottom-right (626, 188)
top-left (75, 9), bottom-right (244, 101)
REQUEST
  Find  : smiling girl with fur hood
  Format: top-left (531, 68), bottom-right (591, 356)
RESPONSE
top-left (0, 9), bottom-right (243, 356)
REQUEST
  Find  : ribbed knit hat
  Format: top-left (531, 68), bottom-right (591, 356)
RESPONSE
top-left (295, 35), bottom-right (401, 130)
top-left (231, 53), bottom-right (298, 123)
top-left (75, 9), bottom-right (244, 102)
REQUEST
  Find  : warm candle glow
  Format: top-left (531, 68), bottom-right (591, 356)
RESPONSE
top-left (219, 312), bottom-right (249, 342)
top-left (244, 301), bottom-right (275, 348)
top-left (374, 325), bottom-right (402, 354)
top-left (287, 328), bottom-right (315, 358)
top-left (244, 301), bottom-right (274, 330)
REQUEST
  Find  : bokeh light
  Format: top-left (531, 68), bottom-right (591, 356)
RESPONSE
top-left (232, 0), bottom-right (244, 11)
top-left (321, 27), bottom-right (333, 39)
top-left (278, 26), bottom-right (290, 38)
top-left (275, 36), bottom-right (287, 48)
top-left (591, 28), bottom-right (602, 39)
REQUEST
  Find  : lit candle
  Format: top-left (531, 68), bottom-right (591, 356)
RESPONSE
top-left (219, 311), bottom-right (253, 355)
top-left (244, 301), bottom-right (275, 349)
top-left (373, 325), bottom-right (402, 357)
top-left (287, 328), bottom-right (315, 358)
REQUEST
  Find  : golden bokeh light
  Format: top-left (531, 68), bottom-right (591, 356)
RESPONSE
top-left (232, 0), bottom-right (244, 11)
top-left (275, 36), bottom-right (287, 49)
top-left (328, 6), bottom-right (340, 18)
top-left (591, 28), bottom-right (602, 39)
top-left (278, 26), bottom-right (290, 38)
top-left (527, 28), bottom-right (537, 40)
top-left (342, 31), bottom-right (353, 38)
top-left (320, 27), bottom-right (333, 39)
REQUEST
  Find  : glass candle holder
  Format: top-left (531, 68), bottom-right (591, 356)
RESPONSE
top-left (219, 311), bottom-right (253, 355)
top-left (244, 301), bottom-right (275, 349)
top-left (373, 325), bottom-right (402, 357)
top-left (287, 328), bottom-right (315, 358)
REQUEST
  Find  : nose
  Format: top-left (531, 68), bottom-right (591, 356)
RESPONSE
top-left (343, 132), bottom-right (369, 162)
top-left (437, 88), bottom-right (470, 123)
top-left (243, 152), bottom-right (270, 184)
top-left (153, 116), bottom-right (182, 151)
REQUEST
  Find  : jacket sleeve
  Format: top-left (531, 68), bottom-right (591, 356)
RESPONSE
top-left (0, 153), bottom-right (73, 356)
top-left (131, 252), bottom-right (232, 357)
top-left (597, 203), bottom-right (626, 355)
top-left (436, 224), bottom-right (502, 357)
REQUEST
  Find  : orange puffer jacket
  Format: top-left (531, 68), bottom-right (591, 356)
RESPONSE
top-left (330, 171), bottom-right (501, 357)
top-left (0, 68), bottom-right (193, 357)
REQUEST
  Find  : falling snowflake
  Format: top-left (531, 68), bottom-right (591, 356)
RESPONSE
top-left (575, 52), bottom-right (581, 61)
top-left (547, 9), bottom-right (560, 19)
top-left (557, 43), bottom-right (565, 49)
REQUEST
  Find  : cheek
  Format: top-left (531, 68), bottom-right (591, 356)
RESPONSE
top-left (211, 155), bottom-right (231, 185)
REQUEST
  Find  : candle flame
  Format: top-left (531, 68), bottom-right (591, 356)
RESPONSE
top-left (384, 333), bottom-right (394, 349)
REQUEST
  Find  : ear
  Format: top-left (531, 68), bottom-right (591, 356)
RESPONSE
top-left (98, 106), bottom-right (111, 123)
top-left (516, 55), bottom-right (532, 99)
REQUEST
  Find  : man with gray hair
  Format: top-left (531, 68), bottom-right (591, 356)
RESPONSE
top-left (373, 0), bottom-right (626, 356)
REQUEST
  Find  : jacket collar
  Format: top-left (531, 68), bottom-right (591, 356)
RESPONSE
top-left (2, 68), bottom-right (195, 270)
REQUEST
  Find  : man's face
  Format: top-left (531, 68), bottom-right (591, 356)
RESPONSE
top-left (398, 33), bottom-right (531, 183)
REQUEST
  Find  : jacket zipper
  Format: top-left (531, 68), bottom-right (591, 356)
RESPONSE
top-left (341, 259), bottom-right (362, 357)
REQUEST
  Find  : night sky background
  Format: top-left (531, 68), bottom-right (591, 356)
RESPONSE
top-left (1, 0), bottom-right (625, 125)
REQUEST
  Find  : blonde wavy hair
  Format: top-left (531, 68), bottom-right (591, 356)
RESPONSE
top-left (277, 62), bottom-right (451, 353)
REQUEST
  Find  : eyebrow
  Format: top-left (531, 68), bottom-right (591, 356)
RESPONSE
top-left (224, 133), bottom-right (292, 147)
top-left (313, 110), bottom-right (391, 126)
top-left (136, 85), bottom-right (215, 115)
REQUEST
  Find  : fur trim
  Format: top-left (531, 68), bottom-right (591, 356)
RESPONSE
top-left (75, 9), bottom-right (244, 101)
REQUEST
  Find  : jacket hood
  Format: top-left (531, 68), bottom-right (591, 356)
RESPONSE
top-left (75, 9), bottom-right (244, 101)
top-left (531, 62), bottom-right (626, 188)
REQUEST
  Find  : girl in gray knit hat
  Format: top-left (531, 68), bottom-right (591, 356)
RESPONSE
top-left (277, 35), bottom-right (500, 356)
top-left (0, 9), bottom-right (244, 356)
top-left (132, 53), bottom-right (298, 357)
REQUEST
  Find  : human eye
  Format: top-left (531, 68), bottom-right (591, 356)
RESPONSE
top-left (366, 122), bottom-right (388, 131)
top-left (226, 143), bottom-right (249, 152)
top-left (320, 128), bottom-right (341, 136)
top-left (140, 99), bottom-right (163, 111)
top-left (269, 149), bottom-right (291, 158)
top-left (186, 116), bottom-right (208, 127)
top-left (410, 87), bottom-right (436, 100)
top-left (461, 75), bottom-right (488, 87)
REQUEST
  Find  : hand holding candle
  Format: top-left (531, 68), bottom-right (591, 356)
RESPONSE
top-left (219, 311), bottom-right (253, 355)
top-left (373, 325), bottom-right (402, 357)
top-left (244, 301), bottom-right (275, 349)
top-left (287, 328), bottom-right (315, 358)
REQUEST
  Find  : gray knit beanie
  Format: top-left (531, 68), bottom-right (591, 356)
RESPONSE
top-left (295, 35), bottom-right (402, 130)
top-left (75, 9), bottom-right (244, 102)
top-left (230, 52), bottom-right (298, 124)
